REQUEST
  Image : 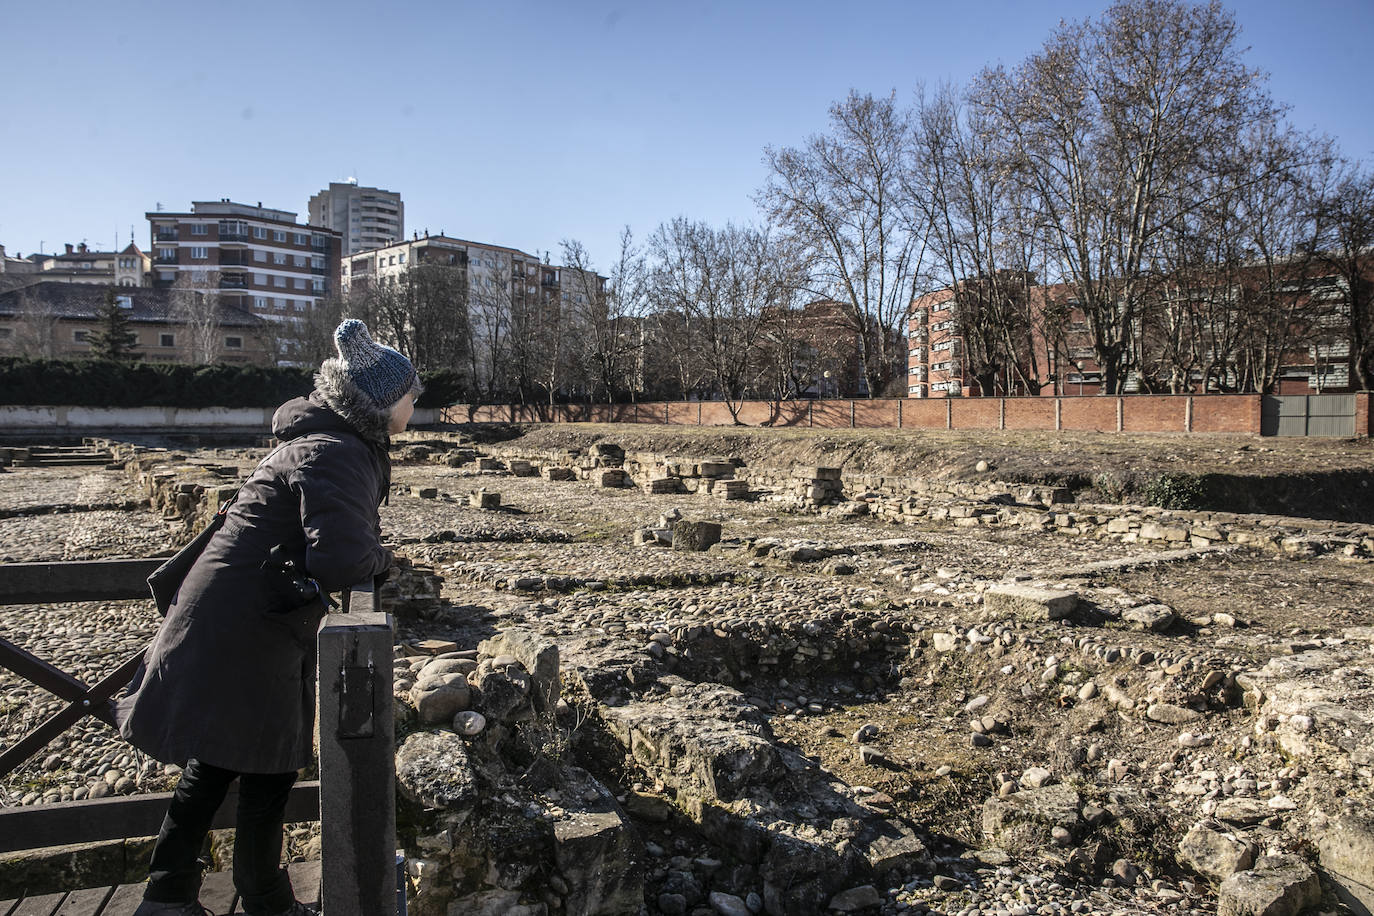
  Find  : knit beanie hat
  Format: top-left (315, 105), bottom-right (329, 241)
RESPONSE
top-left (331, 319), bottom-right (419, 410)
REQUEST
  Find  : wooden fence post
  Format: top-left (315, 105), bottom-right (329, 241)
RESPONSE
top-left (318, 610), bottom-right (397, 916)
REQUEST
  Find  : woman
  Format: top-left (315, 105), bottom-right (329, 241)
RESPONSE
top-left (116, 319), bottom-right (420, 916)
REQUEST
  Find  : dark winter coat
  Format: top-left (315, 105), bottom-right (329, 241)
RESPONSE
top-left (115, 368), bottom-right (394, 774)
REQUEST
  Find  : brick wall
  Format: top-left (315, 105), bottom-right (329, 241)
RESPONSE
top-left (1060, 397), bottom-right (1118, 432)
top-left (1122, 396), bottom-right (1187, 432)
top-left (1004, 398), bottom-right (1056, 430)
top-left (441, 393), bottom-right (1369, 437)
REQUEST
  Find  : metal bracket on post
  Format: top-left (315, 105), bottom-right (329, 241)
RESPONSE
top-left (318, 607), bottom-right (396, 916)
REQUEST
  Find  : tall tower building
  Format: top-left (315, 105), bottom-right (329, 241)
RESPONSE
top-left (308, 181), bottom-right (404, 256)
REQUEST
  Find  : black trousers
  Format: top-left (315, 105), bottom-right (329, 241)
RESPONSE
top-left (145, 759), bottom-right (298, 915)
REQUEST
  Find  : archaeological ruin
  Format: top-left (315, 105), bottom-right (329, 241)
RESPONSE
top-left (1, 425), bottom-right (1371, 916)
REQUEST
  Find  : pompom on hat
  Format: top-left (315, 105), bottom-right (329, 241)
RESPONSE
top-left (330, 319), bottom-right (420, 410)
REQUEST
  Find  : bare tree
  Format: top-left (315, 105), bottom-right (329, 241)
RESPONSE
top-left (170, 271), bottom-right (223, 364)
top-left (761, 91), bottom-right (923, 397)
top-left (974, 0), bottom-right (1282, 393)
top-left (6, 290), bottom-right (61, 359)
top-left (1308, 161), bottom-right (1374, 390)
top-left (560, 231), bottom-right (647, 403)
top-left (911, 85), bottom-right (1049, 395)
top-left (649, 218), bottom-right (800, 422)
top-left (352, 264), bottom-right (469, 376)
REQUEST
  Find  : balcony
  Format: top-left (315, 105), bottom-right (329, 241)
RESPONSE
top-left (311, 266), bottom-right (328, 275)
top-left (154, 230), bottom-right (178, 242)
top-left (219, 277), bottom-right (249, 290)
top-left (312, 240), bottom-right (331, 251)
top-left (218, 231), bottom-right (251, 244)
top-left (154, 254), bottom-right (179, 265)
top-left (219, 253), bottom-right (253, 266)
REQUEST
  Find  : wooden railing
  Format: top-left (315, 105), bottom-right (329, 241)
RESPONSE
top-left (0, 560), bottom-right (398, 915)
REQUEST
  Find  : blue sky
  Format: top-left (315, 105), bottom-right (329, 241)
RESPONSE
top-left (2, 0), bottom-right (1371, 271)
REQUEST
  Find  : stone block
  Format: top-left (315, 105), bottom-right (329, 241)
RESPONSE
top-left (644, 476), bottom-right (683, 495)
top-left (469, 489), bottom-right (501, 509)
top-left (593, 468), bottom-right (629, 488)
top-left (475, 457), bottom-right (504, 471)
top-left (1318, 812), bottom-right (1374, 915)
top-left (410, 486), bottom-right (438, 499)
top-left (698, 461), bottom-right (736, 479)
top-left (797, 466), bottom-right (842, 481)
top-left (1107, 517), bottom-right (1134, 534)
top-left (673, 520), bottom-right (722, 552)
top-left (589, 442), bottom-right (624, 464)
top-left (507, 459), bottom-right (536, 477)
top-left (554, 805), bottom-right (644, 916)
top-left (714, 479), bottom-right (750, 500)
top-left (541, 465), bottom-right (576, 481)
top-left (984, 585), bottom-right (1078, 621)
top-left (1140, 522), bottom-right (1189, 541)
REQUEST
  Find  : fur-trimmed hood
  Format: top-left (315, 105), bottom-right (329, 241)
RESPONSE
top-left (312, 358), bottom-right (396, 445)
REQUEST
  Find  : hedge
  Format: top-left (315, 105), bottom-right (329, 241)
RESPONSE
top-left (0, 358), bottom-right (457, 409)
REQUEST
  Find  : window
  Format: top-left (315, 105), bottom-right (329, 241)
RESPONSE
top-left (157, 248), bottom-right (176, 261)
top-left (254, 273), bottom-right (266, 285)
top-left (294, 300), bottom-right (306, 311)
top-left (398, 253), bottom-right (406, 264)
top-left (160, 333), bottom-right (175, 347)
top-left (294, 255), bottom-right (306, 267)
top-left (191, 247), bottom-right (208, 259)
top-left (116, 295), bottom-right (133, 309)
top-left (294, 233), bottom-right (307, 245)
top-left (255, 297), bottom-right (268, 309)
top-left (295, 278), bottom-right (306, 289)
top-left (191, 224), bottom-right (208, 236)
top-left (274, 276), bottom-right (286, 288)
top-left (73, 330), bottom-right (89, 342)
top-left (273, 253), bottom-right (286, 265)
top-left (253, 227), bottom-right (268, 240)
top-left (254, 250), bottom-right (266, 262)
top-left (225, 336), bottom-right (243, 349)
top-left (273, 230), bottom-right (286, 242)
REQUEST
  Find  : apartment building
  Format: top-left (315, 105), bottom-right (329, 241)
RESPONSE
top-left (342, 233), bottom-right (548, 297)
top-left (308, 182), bottom-right (404, 256)
top-left (0, 242), bottom-right (150, 288)
top-left (146, 200), bottom-right (342, 325)
top-left (0, 282), bottom-right (271, 364)
top-left (907, 266), bottom-right (1366, 397)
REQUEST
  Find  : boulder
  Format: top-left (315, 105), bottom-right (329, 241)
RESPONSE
top-left (1123, 603), bottom-right (1176, 632)
top-left (1218, 855), bottom-right (1321, 916)
top-left (1177, 823), bottom-right (1256, 881)
top-left (478, 628), bottom-right (561, 713)
top-left (395, 731), bottom-right (478, 809)
top-left (981, 783), bottom-right (1082, 853)
top-left (410, 675), bottom-right (471, 725)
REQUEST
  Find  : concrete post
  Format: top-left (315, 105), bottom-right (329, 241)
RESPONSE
top-left (318, 611), bottom-right (397, 916)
